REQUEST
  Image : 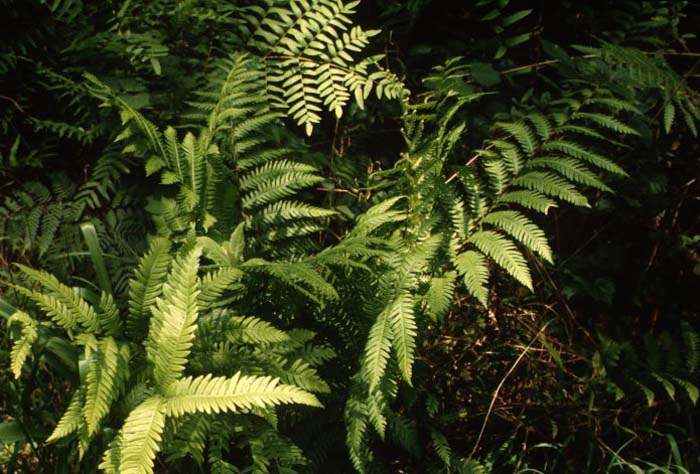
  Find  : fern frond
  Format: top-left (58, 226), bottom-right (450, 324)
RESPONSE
top-left (8, 310), bottom-right (38, 379)
top-left (497, 190), bottom-right (557, 214)
top-left (542, 140), bottom-right (627, 176)
top-left (228, 316), bottom-right (290, 345)
top-left (425, 271), bottom-right (456, 320)
top-left (497, 120), bottom-right (538, 155)
top-left (529, 156), bottom-right (612, 192)
top-left (243, 259), bottom-right (338, 302)
top-left (97, 292), bottom-right (121, 336)
top-left (116, 396), bottom-right (167, 474)
top-left (482, 210), bottom-right (553, 262)
top-left (363, 306), bottom-right (393, 391)
top-left (468, 230), bottom-right (533, 290)
top-left (388, 290), bottom-right (417, 384)
top-left (199, 268), bottom-right (244, 306)
top-left (455, 251), bottom-right (490, 306)
top-left (146, 246), bottom-right (201, 392)
top-left (84, 337), bottom-right (125, 435)
top-left (16, 264), bottom-right (99, 332)
top-left (127, 238), bottom-right (171, 338)
top-left (511, 171), bottom-right (589, 207)
top-left (165, 373), bottom-right (321, 417)
top-left (47, 390), bottom-right (83, 443)
top-left (572, 111), bottom-right (640, 135)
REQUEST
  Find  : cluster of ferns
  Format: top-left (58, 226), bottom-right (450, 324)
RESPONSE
top-left (2, 1), bottom-right (699, 473)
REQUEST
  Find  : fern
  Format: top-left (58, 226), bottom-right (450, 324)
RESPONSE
top-left (8, 310), bottom-right (39, 379)
top-left (47, 390), bottom-right (84, 444)
top-left (114, 396), bottom-right (167, 474)
top-left (146, 246), bottom-right (202, 392)
top-left (243, 0), bottom-right (407, 135)
top-left (468, 230), bottom-right (532, 290)
top-left (83, 337), bottom-right (126, 435)
top-left (166, 373), bottom-right (321, 416)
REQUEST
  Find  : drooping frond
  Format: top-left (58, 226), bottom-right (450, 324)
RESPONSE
top-left (15, 263), bottom-right (99, 332)
top-left (482, 210), bottom-right (553, 263)
top-left (468, 230), bottom-right (532, 290)
top-left (198, 268), bottom-right (244, 306)
top-left (8, 310), bottom-right (38, 379)
top-left (424, 271), bottom-right (457, 320)
top-left (47, 390), bottom-right (84, 444)
top-left (96, 292), bottom-right (121, 336)
top-left (243, 259), bottom-right (338, 302)
top-left (455, 251), bottom-right (490, 306)
top-left (387, 291), bottom-right (417, 384)
top-left (362, 306), bottom-right (393, 391)
top-left (227, 316), bottom-right (290, 345)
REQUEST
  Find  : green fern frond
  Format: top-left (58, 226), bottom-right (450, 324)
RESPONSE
top-left (455, 250), bottom-right (490, 306)
top-left (279, 359), bottom-right (331, 394)
top-left (572, 111), bottom-right (640, 135)
top-left (115, 396), bottom-right (167, 474)
top-left (146, 246), bottom-right (202, 392)
top-left (243, 259), bottom-right (338, 302)
top-left (363, 306), bottom-right (393, 391)
top-left (497, 120), bottom-right (538, 155)
top-left (388, 290), bottom-right (417, 384)
top-left (198, 268), bottom-right (244, 307)
top-left (529, 156), bottom-right (612, 192)
top-left (127, 238), bottom-right (171, 338)
top-left (430, 429), bottom-right (452, 467)
top-left (483, 210), bottom-right (553, 263)
top-left (497, 190), bottom-right (557, 214)
top-left (165, 373), bottom-right (321, 417)
top-left (84, 337), bottom-right (125, 435)
top-left (16, 264), bottom-right (99, 332)
top-left (8, 310), bottom-right (38, 379)
top-left (468, 230), bottom-right (533, 290)
top-left (97, 292), bottom-right (121, 336)
top-left (525, 113), bottom-right (553, 140)
top-left (47, 390), bottom-right (84, 443)
top-left (425, 271), bottom-right (457, 320)
top-left (228, 316), bottom-right (290, 345)
top-left (543, 140), bottom-right (627, 176)
top-left (511, 171), bottom-right (589, 207)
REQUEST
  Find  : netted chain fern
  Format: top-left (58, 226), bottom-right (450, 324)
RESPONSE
top-left (7, 236), bottom-right (324, 474)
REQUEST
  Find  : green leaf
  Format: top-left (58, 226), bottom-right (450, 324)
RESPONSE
top-left (471, 62), bottom-right (501, 87)
top-left (81, 222), bottom-right (113, 294)
top-left (0, 422), bottom-right (26, 445)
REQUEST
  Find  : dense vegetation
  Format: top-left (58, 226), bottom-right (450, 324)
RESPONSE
top-left (1, 1), bottom-right (699, 472)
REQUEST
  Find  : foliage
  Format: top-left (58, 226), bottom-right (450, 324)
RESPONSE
top-left (1, 0), bottom-right (699, 473)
